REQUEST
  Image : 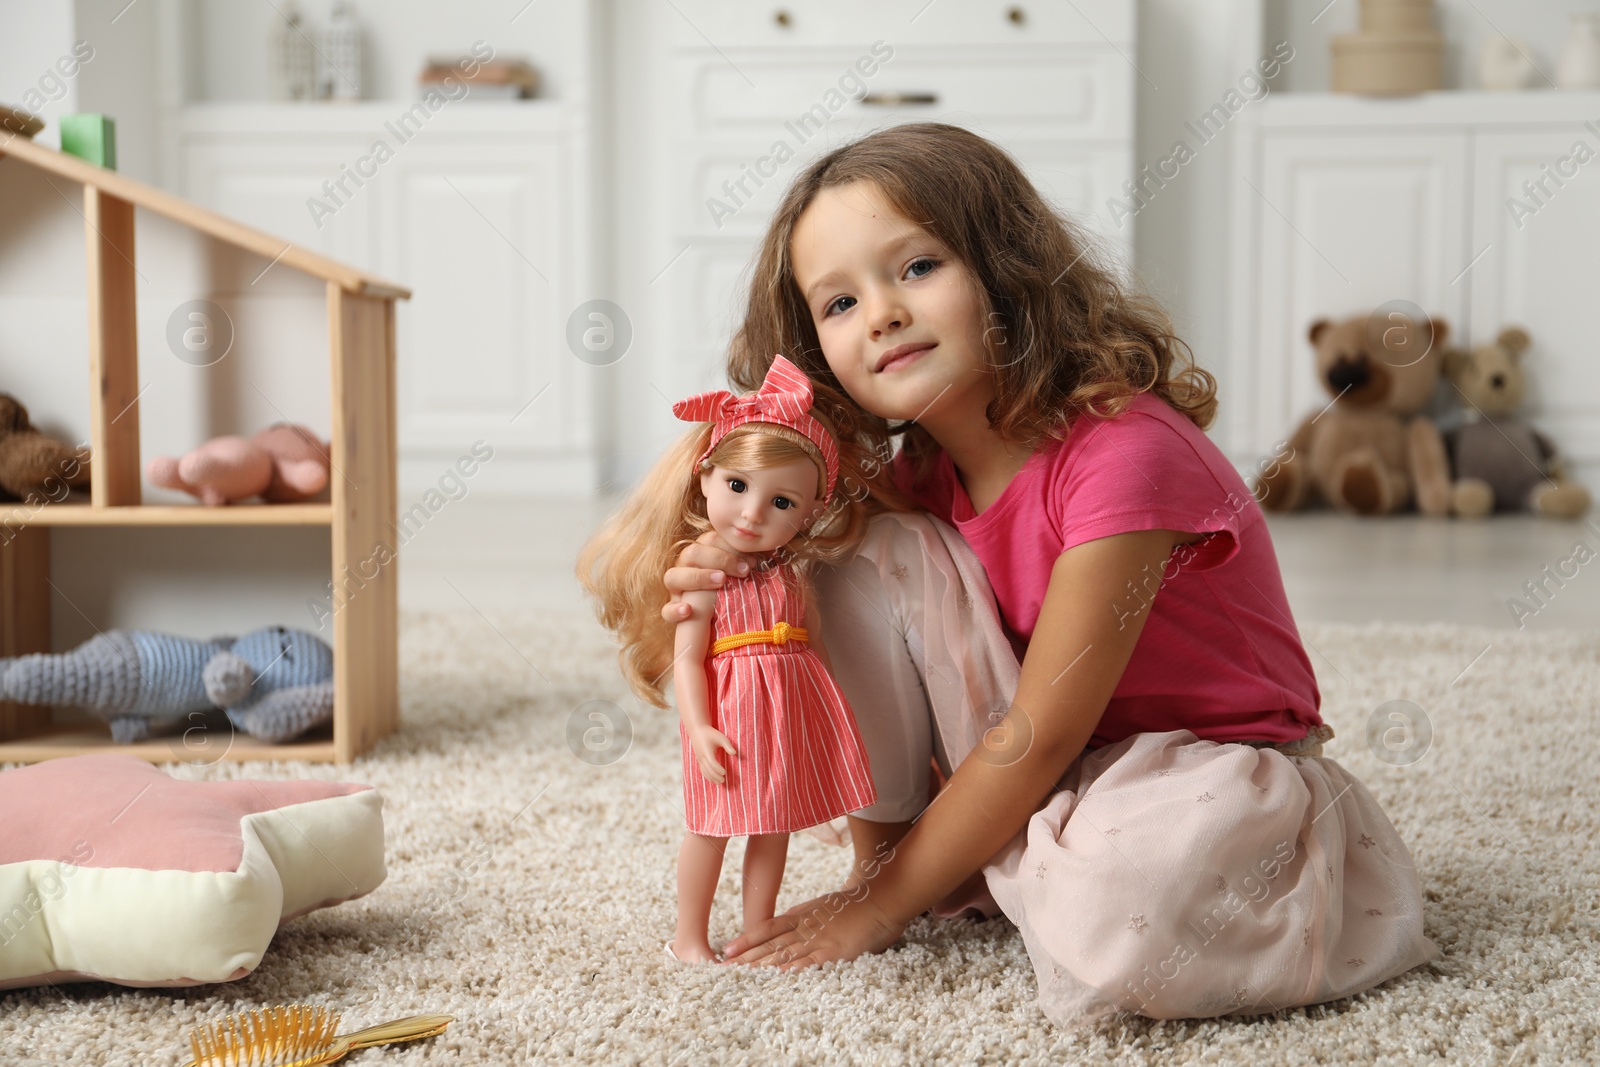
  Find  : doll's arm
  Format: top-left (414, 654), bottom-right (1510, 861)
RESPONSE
top-left (672, 611), bottom-right (713, 728)
top-left (673, 607), bottom-right (735, 783)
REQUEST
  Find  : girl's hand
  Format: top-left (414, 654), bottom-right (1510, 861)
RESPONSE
top-left (661, 530), bottom-right (757, 623)
top-left (689, 724), bottom-right (737, 783)
top-left (720, 891), bottom-right (906, 970)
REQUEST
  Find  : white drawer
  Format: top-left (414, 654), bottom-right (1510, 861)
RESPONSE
top-left (675, 50), bottom-right (1132, 143)
top-left (663, 0), bottom-right (1134, 49)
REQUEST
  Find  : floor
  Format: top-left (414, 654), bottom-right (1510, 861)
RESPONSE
top-left (398, 497), bottom-right (1600, 633)
top-left (10, 615), bottom-right (1596, 1063)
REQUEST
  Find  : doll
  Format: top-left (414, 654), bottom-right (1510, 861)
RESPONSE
top-left (578, 356), bottom-right (876, 963)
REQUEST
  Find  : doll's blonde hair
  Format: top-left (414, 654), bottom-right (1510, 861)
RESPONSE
top-left (578, 417), bottom-right (868, 708)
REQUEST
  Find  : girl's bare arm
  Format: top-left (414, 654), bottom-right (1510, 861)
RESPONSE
top-left (661, 531), bottom-right (756, 622)
top-left (860, 528), bottom-right (1183, 925)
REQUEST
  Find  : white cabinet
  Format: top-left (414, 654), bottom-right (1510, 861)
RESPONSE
top-left (174, 104), bottom-right (597, 494)
top-left (1242, 131), bottom-right (1469, 452)
top-left (646, 1), bottom-right (1139, 421)
top-left (1469, 130), bottom-right (1600, 470)
top-left (382, 139), bottom-right (570, 456)
top-left (1229, 91), bottom-right (1600, 488)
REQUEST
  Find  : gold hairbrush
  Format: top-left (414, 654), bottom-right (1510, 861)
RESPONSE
top-left (182, 1004), bottom-right (454, 1066)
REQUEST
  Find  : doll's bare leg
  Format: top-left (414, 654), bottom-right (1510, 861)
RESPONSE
top-left (673, 832), bottom-right (728, 962)
top-left (741, 832), bottom-right (791, 931)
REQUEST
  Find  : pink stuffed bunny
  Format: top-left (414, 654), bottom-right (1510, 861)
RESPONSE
top-left (146, 423), bottom-right (331, 506)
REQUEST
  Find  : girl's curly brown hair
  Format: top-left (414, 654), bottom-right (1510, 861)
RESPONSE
top-left (723, 122), bottom-right (1218, 494)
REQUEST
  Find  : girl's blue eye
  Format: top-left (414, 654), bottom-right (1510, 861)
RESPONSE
top-left (819, 257), bottom-right (938, 318)
top-left (774, 498), bottom-right (793, 510)
top-left (728, 479), bottom-right (746, 493)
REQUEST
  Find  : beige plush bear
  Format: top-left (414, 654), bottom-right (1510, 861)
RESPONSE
top-left (1442, 327), bottom-right (1591, 519)
top-left (0, 393), bottom-right (92, 504)
top-left (1254, 313), bottom-right (1453, 516)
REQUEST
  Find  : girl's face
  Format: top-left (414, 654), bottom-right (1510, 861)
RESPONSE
top-left (790, 181), bottom-right (994, 433)
top-left (699, 457), bottom-right (824, 554)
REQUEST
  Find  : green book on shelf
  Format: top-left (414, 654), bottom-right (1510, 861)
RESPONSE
top-left (60, 113), bottom-right (116, 170)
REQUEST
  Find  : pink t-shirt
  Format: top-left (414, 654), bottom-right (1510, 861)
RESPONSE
top-left (894, 392), bottom-right (1323, 749)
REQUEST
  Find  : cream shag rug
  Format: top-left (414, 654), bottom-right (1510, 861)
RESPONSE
top-left (3, 612), bottom-right (1598, 1066)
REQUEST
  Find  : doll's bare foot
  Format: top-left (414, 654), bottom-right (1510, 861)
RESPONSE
top-left (666, 937), bottom-right (721, 963)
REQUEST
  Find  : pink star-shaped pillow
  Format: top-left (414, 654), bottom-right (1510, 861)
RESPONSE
top-left (0, 754), bottom-right (385, 989)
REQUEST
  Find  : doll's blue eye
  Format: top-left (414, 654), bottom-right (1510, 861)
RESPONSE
top-left (774, 498), bottom-right (793, 510)
top-left (727, 479), bottom-right (746, 493)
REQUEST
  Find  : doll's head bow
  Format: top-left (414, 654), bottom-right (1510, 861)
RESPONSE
top-left (672, 355), bottom-right (840, 502)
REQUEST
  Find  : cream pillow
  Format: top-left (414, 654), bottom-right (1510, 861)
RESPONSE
top-left (0, 753), bottom-right (385, 989)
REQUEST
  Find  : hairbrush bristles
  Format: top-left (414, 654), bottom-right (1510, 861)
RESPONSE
top-left (187, 1005), bottom-right (342, 1067)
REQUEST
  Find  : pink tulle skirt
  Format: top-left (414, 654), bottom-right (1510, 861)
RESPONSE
top-left (966, 727), bottom-right (1439, 1021)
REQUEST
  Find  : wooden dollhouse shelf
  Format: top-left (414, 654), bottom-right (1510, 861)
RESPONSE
top-left (1, 501), bottom-right (335, 526)
top-left (0, 724), bottom-right (338, 764)
top-left (0, 135), bottom-right (409, 764)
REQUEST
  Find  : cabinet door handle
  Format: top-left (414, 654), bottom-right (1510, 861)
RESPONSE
top-left (859, 91), bottom-right (939, 106)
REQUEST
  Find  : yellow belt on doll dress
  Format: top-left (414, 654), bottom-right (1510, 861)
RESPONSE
top-left (709, 620), bottom-right (809, 656)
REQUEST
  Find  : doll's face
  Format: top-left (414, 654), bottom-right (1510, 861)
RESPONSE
top-left (700, 457), bottom-right (825, 554)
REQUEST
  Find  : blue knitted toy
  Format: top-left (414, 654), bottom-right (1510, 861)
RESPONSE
top-left (0, 626), bottom-right (334, 743)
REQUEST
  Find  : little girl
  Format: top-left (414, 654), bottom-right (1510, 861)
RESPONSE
top-left (579, 356), bottom-right (880, 963)
top-left (660, 122), bottom-right (1439, 1024)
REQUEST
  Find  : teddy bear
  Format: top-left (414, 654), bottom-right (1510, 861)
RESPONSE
top-left (146, 423), bottom-right (331, 506)
top-left (1441, 326), bottom-right (1591, 519)
top-left (0, 393), bottom-right (92, 504)
top-left (1253, 312), bottom-right (1454, 516)
top-left (0, 625), bottom-right (334, 743)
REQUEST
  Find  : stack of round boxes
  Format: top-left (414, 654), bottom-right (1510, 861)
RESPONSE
top-left (1332, 0), bottom-right (1444, 96)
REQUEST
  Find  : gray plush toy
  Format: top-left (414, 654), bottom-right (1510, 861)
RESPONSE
top-left (1443, 327), bottom-right (1592, 519)
top-left (0, 625), bottom-right (334, 743)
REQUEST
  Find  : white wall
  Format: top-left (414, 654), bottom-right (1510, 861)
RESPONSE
top-left (0, 4), bottom-right (84, 151)
top-left (600, 0), bottom-right (671, 490)
top-left (1130, 0), bottom-right (1271, 471)
top-left (73, 0), bottom-right (162, 183)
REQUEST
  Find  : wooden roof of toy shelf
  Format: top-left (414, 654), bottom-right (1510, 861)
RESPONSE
top-left (0, 132), bottom-right (410, 300)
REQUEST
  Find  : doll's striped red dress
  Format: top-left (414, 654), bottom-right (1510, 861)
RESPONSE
top-left (680, 559), bottom-right (876, 836)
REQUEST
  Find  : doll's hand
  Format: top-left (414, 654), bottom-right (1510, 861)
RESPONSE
top-left (689, 724), bottom-right (737, 784)
top-left (720, 891), bottom-right (906, 970)
top-left (661, 531), bottom-right (758, 623)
